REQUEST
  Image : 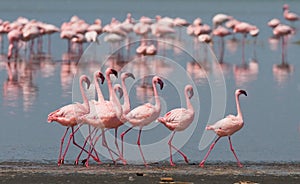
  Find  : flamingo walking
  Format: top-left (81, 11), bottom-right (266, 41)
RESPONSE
top-left (199, 89), bottom-right (247, 168)
top-left (121, 76), bottom-right (164, 166)
top-left (157, 85), bottom-right (194, 166)
top-left (47, 75), bottom-right (99, 166)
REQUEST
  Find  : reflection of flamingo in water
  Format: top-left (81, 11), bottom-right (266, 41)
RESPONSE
top-left (121, 76), bottom-right (164, 166)
top-left (199, 89), bottom-right (247, 168)
top-left (47, 75), bottom-right (99, 166)
top-left (158, 85), bottom-right (194, 166)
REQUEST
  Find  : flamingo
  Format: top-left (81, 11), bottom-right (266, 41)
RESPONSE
top-left (47, 75), bottom-right (99, 166)
top-left (199, 89), bottom-right (247, 168)
top-left (283, 4), bottom-right (299, 25)
top-left (212, 26), bottom-right (231, 63)
top-left (157, 85), bottom-right (194, 166)
top-left (273, 24), bottom-right (293, 63)
top-left (80, 68), bottom-right (123, 166)
top-left (212, 13), bottom-right (233, 29)
top-left (87, 72), bottom-right (135, 165)
top-left (121, 76), bottom-right (164, 166)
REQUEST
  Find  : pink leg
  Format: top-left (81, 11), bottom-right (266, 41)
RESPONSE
top-left (199, 136), bottom-right (221, 167)
top-left (168, 132), bottom-right (189, 166)
top-left (58, 127), bottom-right (70, 166)
top-left (121, 126), bottom-right (134, 156)
top-left (102, 129), bottom-right (119, 164)
top-left (114, 128), bottom-right (127, 165)
top-left (228, 136), bottom-right (243, 168)
top-left (61, 125), bottom-right (82, 163)
top-left (137, 128), bottom-right (148, 167)
top-left (74, 127), bottom-right (101, 165)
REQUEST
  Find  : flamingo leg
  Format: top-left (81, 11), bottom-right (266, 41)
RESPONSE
top-left (228, 136), bottom-right (243, 167)
top-left (120, 126), bottom-right (134, 156)
top-left (75, 127), bottom-right (101, 165)
top-left (137, 128), bottom-right (148, 167)
top-left (102, 129), bottom-right (119, 164)
top-left (168, 131), bottom-right (189, 166)
top-left (58, 127), bottom-right (70, 166)
top-left (114, 128), bottom-right (127, 165)
top-left (61, 125), bottom-right (82, 163)
top-left (199, 136), bottom-right (221, 167)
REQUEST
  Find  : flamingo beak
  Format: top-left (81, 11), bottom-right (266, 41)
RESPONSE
top-left (118, 87), bottom-right (124, 98)
top-left (99, 72), bottom-right (105, 84)
top-left (189, 88), bottom-right (194, 99)
top-left (239, 90), bottom-right (247, 96)
top-left (157, 78), bottom-right (164, 90)
top-left (127, 73), bottom-right (135, 80)
top-left (111, 69), bottom-right (118, 78)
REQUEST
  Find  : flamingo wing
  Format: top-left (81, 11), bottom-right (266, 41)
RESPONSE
top-left (126, 103), bottom-right (155, 121)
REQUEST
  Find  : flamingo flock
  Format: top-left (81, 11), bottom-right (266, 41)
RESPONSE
top-left (45, 3), bottom-right (299, 167)
top-left (48, 67), bottom-right (248, 167)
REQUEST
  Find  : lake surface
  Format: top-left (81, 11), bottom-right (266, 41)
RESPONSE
top-left (0, 0), bottom-right (299, 164)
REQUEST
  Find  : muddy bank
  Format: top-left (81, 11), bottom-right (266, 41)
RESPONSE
top-left (1, 162), bottom-right (299, 183)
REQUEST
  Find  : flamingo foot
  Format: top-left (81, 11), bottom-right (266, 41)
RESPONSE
top-left (199, 161), bottom-right (205, 168)
top-left (74, 160), bottom-right (79, 165)
top-left (170, 161), bottom-right (176, 167)
top-left (57, 159), bottom-right (64, 166)
top-left (237, 163), bottom-right (243, 168)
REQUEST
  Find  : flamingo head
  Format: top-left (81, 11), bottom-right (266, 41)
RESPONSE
top-left (97, 71), bottom-right (105, 84)
top-left (121, 72), bottom-right (135, 80)
top-left (114, 84), bottom-right (123, 99)
top-left (185, 85), bottom-right (194, 99)
top-left (153, 76), bottom-right (164, 90)
top-left (236, 89), bottom-right (247, 96)
top-left (106, 68), bottom-right (118, 78)
top-left (80, 75), bottom-right (91, 89)
top-left (283, 4), bottom-right (289, 11)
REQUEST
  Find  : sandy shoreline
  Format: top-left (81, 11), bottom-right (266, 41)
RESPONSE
top-left (1, 162), bottom-right (300, 183)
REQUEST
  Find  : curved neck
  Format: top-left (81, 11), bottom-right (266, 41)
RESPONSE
top-left (152, 81), bottom-right (161, 111)
top-left (121, 77), bottom-right (130, 114)
top-left (235, 94), bottom-right (243, 119)
top-left (94, 73), bottom-right (104, 103)
top-left (79, 77), bottom-right (89, 112)
top-left (185, 89), bottom-right (193, 112)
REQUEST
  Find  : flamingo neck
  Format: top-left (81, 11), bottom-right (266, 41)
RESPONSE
top-left (112, 87), bottom-right (122, 118)
top-left (79, 77), bottom-right (89, 113)
top-left (94, 74), bottom-right (104, 103)
top-left (185, 90), bottom-right (193, 112)
top-left (153, 81), bottom-right (161, 112)
top-left (235, 94), bottom-right (243, 119)
top-left (121, 78), bottom-right (130, 115)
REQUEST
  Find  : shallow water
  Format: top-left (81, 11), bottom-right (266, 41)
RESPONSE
top-left (0, 0), bottom-right (300, 164)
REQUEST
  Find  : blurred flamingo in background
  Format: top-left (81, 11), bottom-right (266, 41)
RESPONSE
top-left (121, 76), bottom-right (164, 166)
top-left (158, 85), bottom-right (195, 166)
top-left (199, 89), bottom-right (247, 168)
top-left (282, 4), bottom-right (299, 25)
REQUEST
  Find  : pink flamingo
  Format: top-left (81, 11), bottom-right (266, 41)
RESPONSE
top-left (121, 76), bottom-right (163, 166)
top-left (273, 24), bottom-right (293, 63)
top-left (212, 13), bottom-right (233, 29)
top-left (199, 89), bottom-right (247, 168)
top-left (47, 75), bottom-right (99, 166)
top-left (268, 18), bottom-right (281, 28)
top-left (7, 26), bottom-right (22, 60)
top-left (158, 85), bottom-right (194, 166)
top-left (283, 4), bottom-right (299, 25)
top-left (80, 68), bottom-right (123, 166)
top-left (212, 26), bottom-right (231, 63)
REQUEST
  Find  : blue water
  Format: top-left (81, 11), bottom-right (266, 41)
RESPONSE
top-left (0, 0), bottom-right (299, 164)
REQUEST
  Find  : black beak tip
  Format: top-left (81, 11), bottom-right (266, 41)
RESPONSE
top-left (111, 69), bottom-right (118, 78)
top-left (240, 90), bottom-right (247, 96)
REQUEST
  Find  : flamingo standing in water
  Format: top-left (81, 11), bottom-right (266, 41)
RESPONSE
top-left (47, 75), bottom-right (99, 166)
top-left (282, 4), bottom-right (299, 25)
top-left (121, 76), bottom-right (164, 166)
top-left (199, 89), bottom-right (247, 168)
top-left (158, 85), bottom-right (195, 166)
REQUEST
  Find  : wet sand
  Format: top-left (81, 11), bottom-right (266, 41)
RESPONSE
top-left (1, 162), bottom-right (299, 184)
